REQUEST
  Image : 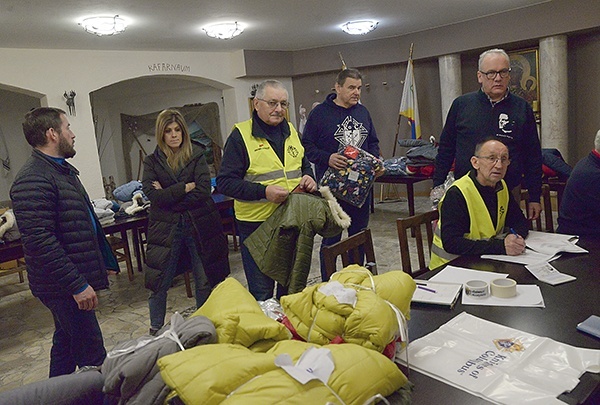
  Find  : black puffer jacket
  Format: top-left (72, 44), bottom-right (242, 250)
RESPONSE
top-left (10, 149), bottom-right (111, 298)
top-left (142, 142), bottom-right (230, 291)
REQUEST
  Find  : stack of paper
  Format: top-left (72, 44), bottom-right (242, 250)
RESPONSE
top-left (524, 231), bottom-right (588, 255)
top-left (411, 280), bottom-right (462, 308)
top-left (482, 231), bottom-right (587, 265)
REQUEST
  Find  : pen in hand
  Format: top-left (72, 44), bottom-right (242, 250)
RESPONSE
top-left (509, 227), bottom-right (527, 254)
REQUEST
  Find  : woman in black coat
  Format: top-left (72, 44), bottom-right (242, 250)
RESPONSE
top-left (142, 109), bottom-right (230, 334)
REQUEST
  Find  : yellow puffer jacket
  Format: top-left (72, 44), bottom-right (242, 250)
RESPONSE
top-left (158, 340), bottom-right (410, 405)
top-left (191, 277), bottom-right (291, 351)
top-left (280, 266), bottom-right (416, 352)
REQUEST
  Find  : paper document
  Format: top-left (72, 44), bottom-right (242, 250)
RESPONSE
top-left (462, 284), bottom-right (545, 308)
top-left (429, 265), bottom-right (508, 285)
top-left (481, 231), bottom-right (588, 265)
top-left (481, 249), bottom-right (558, 265)
top-left (525, 261), bottom-right (577, 285)
top-left (412, 280), bottom-right (462, 308)
top-left (525, 231), bottom-right (588, 255)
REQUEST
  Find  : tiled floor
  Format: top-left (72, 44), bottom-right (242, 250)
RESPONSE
top-left (0, 196), bottom-right (432, 392)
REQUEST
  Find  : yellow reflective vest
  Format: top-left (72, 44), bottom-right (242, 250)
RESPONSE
top-left (429, 175), bottom-right (509, 269)
top-left (234, 119), bottom-right (303, 222)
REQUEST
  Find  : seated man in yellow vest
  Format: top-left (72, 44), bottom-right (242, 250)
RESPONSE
top-left (430, 138), bottom-right (529, 269)
top-left (216, 80), bottom-right (317, 300)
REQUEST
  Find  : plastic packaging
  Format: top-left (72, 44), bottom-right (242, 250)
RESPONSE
top-left (319, 145), bottom-right (384, 208)
top-left (430, 171), bottom-right (454, 209)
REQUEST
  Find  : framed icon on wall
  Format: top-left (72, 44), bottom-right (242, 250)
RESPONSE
top-left (508, 48), bottom-right (540, 113)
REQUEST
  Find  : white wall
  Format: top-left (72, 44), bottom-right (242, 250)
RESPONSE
top-left (0, 47), bottom-right (297, 199)
top-left (0, 48), bottom-right (247, 198)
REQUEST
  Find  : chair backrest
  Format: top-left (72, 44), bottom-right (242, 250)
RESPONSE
top-left (396, 210), bottom-right (439, 278)
top-left (522, 184), bottom-right (556, 232)
top-left (321, 229), bottom-right (376, 280)
top-left (546, 179), bottom-right (566, 211)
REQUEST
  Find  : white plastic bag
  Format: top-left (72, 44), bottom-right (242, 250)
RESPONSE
top-left (400, 312), bottom-right (600, 404)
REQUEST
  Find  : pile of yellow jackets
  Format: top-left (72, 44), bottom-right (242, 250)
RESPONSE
top-left (157, 268), bottom-right (416, 404)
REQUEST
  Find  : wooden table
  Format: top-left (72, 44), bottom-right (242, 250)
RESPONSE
top-left (404, 236), bottom-right (600, 404)
top-left (0, 239), bottom-right (26, 282)
top-left (0, 239), bottom-right (24, 263)
top-left (103, 193), bottom-right (234, 280)
top-left (103, 214), bottom-right (148, 280)
top-left (372, 174), bottom-right (433, 216)
top-left (0, 194), bottom-right (234, 284)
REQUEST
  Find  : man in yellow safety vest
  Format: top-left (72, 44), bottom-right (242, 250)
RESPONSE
top-left (430, 138), bottom-right (529, 269)
top-left (217, 80), bottom-right (317, 300)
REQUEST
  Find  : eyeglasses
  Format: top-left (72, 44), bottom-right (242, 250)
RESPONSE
top-left (476, 155), bottom-right (511, 165)
top-left (256, 98), bottom-right (290, 110)
top-left (479, 68), bottom-right (511, 80)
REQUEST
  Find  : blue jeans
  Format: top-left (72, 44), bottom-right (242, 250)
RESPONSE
top-left (38, 296), bottom-right (106, 377)
top-left (238, 221), bottom-right (287, 301)
top-left (148, 217), bottom-right (210, 330)
top-left (319, 196), bottom-right (371, 281)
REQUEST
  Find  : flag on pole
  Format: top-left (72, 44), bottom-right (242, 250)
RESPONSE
top-left (399, 58), bottom-right (421, 139)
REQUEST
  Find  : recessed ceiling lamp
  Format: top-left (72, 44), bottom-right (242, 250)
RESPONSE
top-left (80, 15), bottom-right (127, 36)
top-left (341, 20), bottom-right (379, 35)
top-left (202, 21), bottom-right (244, 40)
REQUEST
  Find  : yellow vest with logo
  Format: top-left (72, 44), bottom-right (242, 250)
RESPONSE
top-left (234, 119), bottom-right (303, 222)
top-left (429, 175), bottom-right (509, 270)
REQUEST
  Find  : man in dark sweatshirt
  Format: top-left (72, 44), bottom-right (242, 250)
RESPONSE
top-left (433, 48), bottom-right (542, 221)
top-left (302, 68), bottom-right (382, 281)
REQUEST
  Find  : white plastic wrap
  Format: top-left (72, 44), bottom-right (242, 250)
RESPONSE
top-left (430, 171), bottom-right (454, 210)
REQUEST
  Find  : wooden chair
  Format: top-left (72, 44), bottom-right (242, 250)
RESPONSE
top-left (106, 235), bottom-right (134, 281)
top-left (182, 272), bottom-right (194, 298)
top-left (522, 184), bottom-right (555, 232)
top-left (0, 259), bottom-right (26, 283)
top-left (540, 184), bottom-right (554, 232)
top-left (321, 229), bottom-right (377, 280)
top-left (220, 214), bottom-right (238, 251)
top-left (546, 179), bottom-right (567, 212)
top-left (137, 226), bottom-right (148, 263)
top-left (396, 210), bottom-right (439, 278)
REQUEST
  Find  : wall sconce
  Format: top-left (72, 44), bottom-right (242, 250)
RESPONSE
top-left (64, 90), bottom-right (76, 116)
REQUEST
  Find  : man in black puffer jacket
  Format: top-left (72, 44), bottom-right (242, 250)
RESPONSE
top-left (10, 107), bottom-right (118, 377)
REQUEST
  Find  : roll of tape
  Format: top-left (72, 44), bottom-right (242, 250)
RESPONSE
top-left (491, 278), bottom-right (517, 298)
top-left (464, 280), bottom-right (489, 297)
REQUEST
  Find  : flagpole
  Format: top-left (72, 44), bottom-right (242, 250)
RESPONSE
top-left (392, 43), bottom-right (414, 157)
top-left (338, 52), bottom-right (347, 70)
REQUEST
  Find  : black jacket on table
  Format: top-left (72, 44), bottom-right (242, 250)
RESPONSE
top-left (142, 141), bottom-right (230, 291)
top-left (433, 89), bottom-right (542, 202)
top-left (10, 149), bottom-right (114, 299)
top-left (440, 170), bottom-right (530, 256)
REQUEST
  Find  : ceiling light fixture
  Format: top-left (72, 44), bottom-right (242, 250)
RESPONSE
top-left (341, 20), bottom-right (379, 35)
top-left (80, 15), bottom-right (127, 36)
top-left (202, 22), bottom-right (244, 40)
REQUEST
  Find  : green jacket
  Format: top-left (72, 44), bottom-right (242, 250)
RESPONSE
top-left (244, 188), bottom-right (350, 293)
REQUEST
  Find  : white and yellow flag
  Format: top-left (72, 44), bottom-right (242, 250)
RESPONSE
top-left (399, 58), bottom-right (421, 139)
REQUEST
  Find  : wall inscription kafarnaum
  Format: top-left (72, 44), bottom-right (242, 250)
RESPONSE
top-left (148, 63), bottom-right (191, 73)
